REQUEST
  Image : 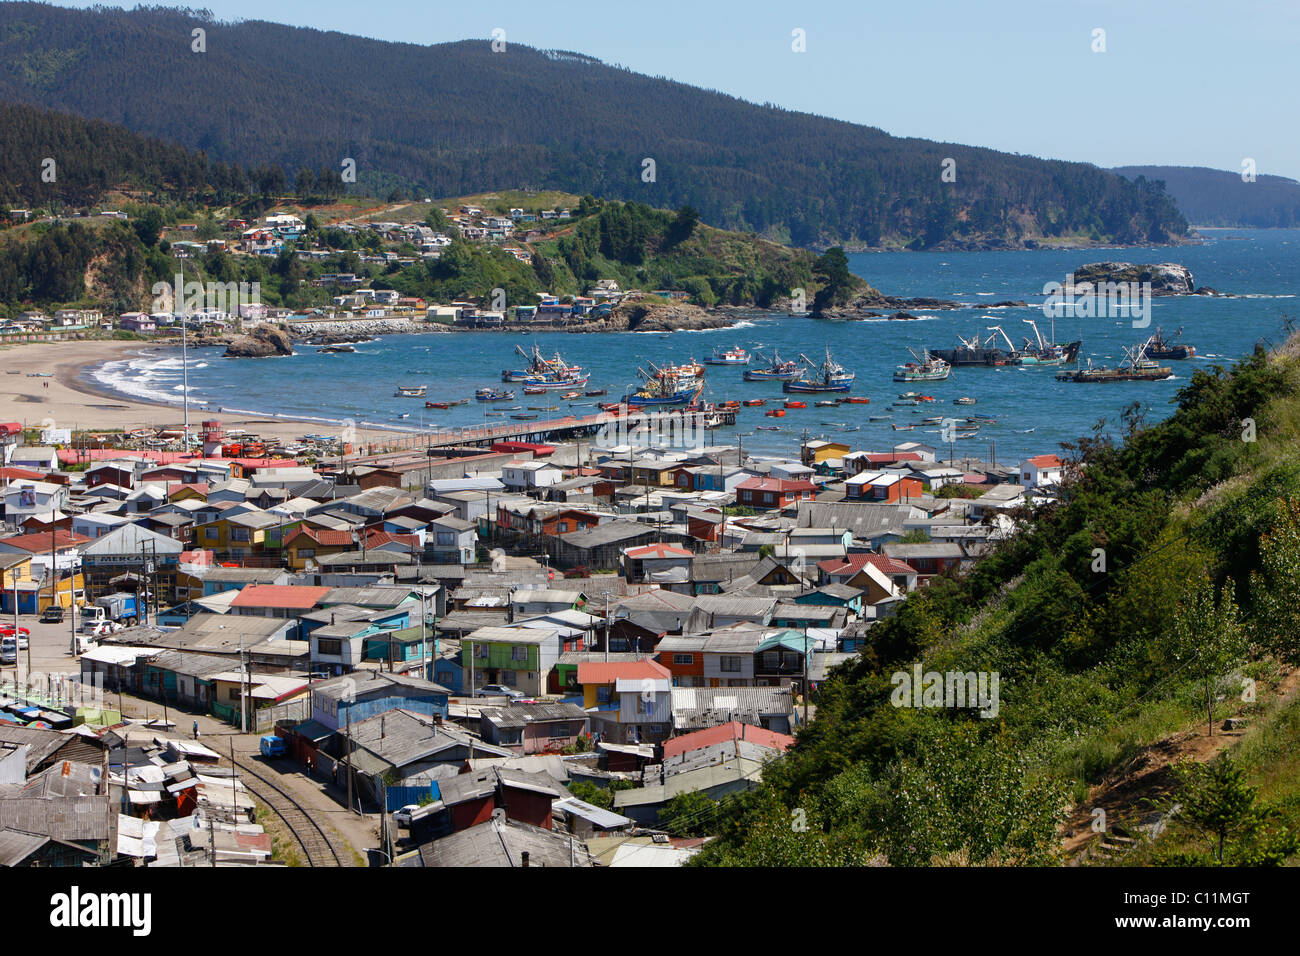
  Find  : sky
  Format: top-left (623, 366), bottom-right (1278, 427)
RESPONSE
top-left (47, 0), bottom-right (1300, 180)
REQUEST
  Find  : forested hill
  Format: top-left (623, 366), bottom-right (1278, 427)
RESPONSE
top-left (0, 101), bottom-right (257, 207)
top-left (1113, 165), bottom-right (1300, 228)
top-left (0, 3), bottom-right (1186, 250)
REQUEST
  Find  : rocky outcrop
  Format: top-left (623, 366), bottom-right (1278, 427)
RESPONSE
top-left (1071, 262), bottom-right (1195, 295)
top-left (571, 296), bottom-right (731, 333)
top-left (223, 325), bottom-right (294, 358)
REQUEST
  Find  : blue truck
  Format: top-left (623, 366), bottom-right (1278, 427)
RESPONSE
top-left (259, 735), bottom-right (287, 758)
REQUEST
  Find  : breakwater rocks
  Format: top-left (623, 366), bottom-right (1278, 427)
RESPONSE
top-left (571, 298), bottom-right (734, 333)
top-left (287, 318), bottom-right (448, 341)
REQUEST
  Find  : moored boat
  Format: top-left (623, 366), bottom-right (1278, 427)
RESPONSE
top-left (395, 384), bottom-right (427, 397)
top-left (893, 347), bottom-right (951, 382)
top-left (703, 346), bottom-right (750, 365)
top-left (1141, 326), bottom-right (1196, 360)
top-left (1056, 342), bottom-right (1174, 383)
top-left (475, 387), bottom-right (515, 402)
top-left (744, 349), bottom-right (801, 381)
top-left (783, 348), bottom-right (854, 394)
top-left (623, 360), bottom-right (706, 407)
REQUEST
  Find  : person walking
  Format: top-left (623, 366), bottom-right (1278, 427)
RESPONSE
top-left (192, 720), bottom-right (199, 740)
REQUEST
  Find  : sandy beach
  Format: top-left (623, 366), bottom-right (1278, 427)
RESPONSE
top-left (0, 339), bottom-right (400, 445)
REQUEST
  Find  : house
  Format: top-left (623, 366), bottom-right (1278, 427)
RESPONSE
top-left (801, 440), bottom-right (851, 468)
top-left (661, 720), bottom-right (795, 761)
top-left (501, 461), bottom-right (564, 495)
top-left (8, 447), bottom-right (58, 471)
top-left (621, 542), bottom-right (694, 588)
top-left (818, 553), bottom-right (917, 595)
top-left (309, 671), bottom-right (451, 733)
top-left (735, 476), bottom-right (817, 511)
top-left (844, 471), bottom-right (924, 502)
top-left (510, 589), bottom-right (586, 618)
top-left (417, 816), bottom-right (594, 867)
top-left (669, 685), bottom-right (798, 734)
top-left (655, 634), bottom-right (708, 687)
top-left (479, 702), bottom-right (591, 753)
top-left (428, 515), bottom-right (476, 564)
top-left (684, 595), bottom-right (776, 634)
top-left (1019, 454), bottom-right (1065, 489)
top-left (576, 659), bottom-right (673, 744)
top-left (229, 584), bottom-right (332, 626)
top-left (880, 541), bottom-right (966, 581)
top-left (2, 479), bottom-right (69, 529)
top-left (793, 582), bottom-right (866, 616)
top-left (77, 524), bottom-right (184, 601)
top-left (699, 625), bottom-right (765, 686)
top-left (461, 626), bottom-right (566, 697)
top-left (118, 313), bottom-right (156, 333)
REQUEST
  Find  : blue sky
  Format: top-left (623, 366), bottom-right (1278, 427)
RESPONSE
top-left (50, 0), bottom-right (1300, 179)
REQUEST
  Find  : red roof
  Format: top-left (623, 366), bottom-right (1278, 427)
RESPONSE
top-left (365, 531), bottom-right (419, 550)
top-left (736, 476), bottom-right (816, 493)
top-left (624, 543), bottom-right (692, 559)
top-left (0, 467), bottom-right (47, 482)
top-left (0, 530), bottom-right (90, 552)
top-left (1025, 454), bottom-right (1063, 468)
top-left (167, 482), bottom-right (210, 496)
top-left (229, 584), bottom-right (332, 610)
top-left (661, 721), bottom-right (796, 760)
top-left (286, 526), bottom-right (353, 547)
top-left (576, 659), bottom-right (671, 686)
top-left (817, 553), bottom-right (916, 577)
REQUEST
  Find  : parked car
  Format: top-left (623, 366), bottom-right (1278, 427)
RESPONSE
top-left (0, 637), bottom-right (16, 665)
top-left (393, 804), bottom-right (421, 827)
top-left (475, 684), bottom-right (526, 699)
top-left (259, 734), bottom-right (287, 758)
top-left (0, 625), bottom-right (28, 650)
top-left (40, 606), bottom-right (65, 624)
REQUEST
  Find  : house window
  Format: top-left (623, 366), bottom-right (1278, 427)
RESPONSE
top-left (298, 548), bottom-right (315, 558)
top-left (548, 723), bottom-right (570, 738)
top-left (436, 532), bottom-right (454, 546)
top-left (231, 527), bottom-right (250, 542)
top-left (318, 638), bottom-right (343, 656)
top-left (610, 638), bottom-right (629, 652)
top-left (761, 651), bottom-right (780, 669)
top-left (673, 654), bottom-right (694, 665)
top-left (720, 655), bottom-right (742, 673)
top-left (475, 644), bottom-right (488, 659)
top-left (502, 670), bottom-right (517, 686)
top-left (511, 645), bottom-right (528, 661)
top-left (597, 686), bottom-right (612, 703)
top-left (557, 522), bottom-right (568, 533)
top-left (204, 528), bottom-right (217, 540)
top-left (637, 696), bottom-right (653, 715)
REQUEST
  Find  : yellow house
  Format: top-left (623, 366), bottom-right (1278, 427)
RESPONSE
top-left (1, 553), bottom-right (34, 590)
top-left (192, 512), bottom-right (279, 559)
top-left (801, 440), bottom-right (850, 467)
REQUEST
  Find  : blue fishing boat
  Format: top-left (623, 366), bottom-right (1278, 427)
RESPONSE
top-left (783, 348), bottom-right (854, 394)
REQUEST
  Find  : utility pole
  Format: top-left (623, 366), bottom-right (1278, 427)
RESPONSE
top-left (239, 644), bottom-right (247, 734)
top-left (604, 594), bottom-right (610, 663)
top-left (345, 707), bottom-right (356, 814)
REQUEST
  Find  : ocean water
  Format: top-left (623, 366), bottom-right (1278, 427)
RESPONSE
top-left (87, 228), bottom-right (1300, 462)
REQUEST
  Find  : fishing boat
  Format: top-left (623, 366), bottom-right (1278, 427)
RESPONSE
top-left (561, 391), bottom-right (582, 400)
top-left (501, 344), bottom-right (590, 388)
top-left (815, 400), bottom-right (838, 407)
top-left (703, 346), bottom-right (750, 365)
top-left (891, 424), bottom-right (915, 431)
top-left (522, 386), bottom-right (548, 395)
top-left (757, 425), bottom-right (782, 431)
top-left (783, 348), bottom-right (854, 394)
top-left (765, 409), bottom-right (786, 418)
top-left (623, 360), bottom-right (706, 407)
top-left (929, 329), bottom-right (1020, 366)
top-left (447, 399), bottom-right (469, 406)
top-left (1018, 319), bottom-right (1081, 366)
top-left (510, 413), bottom-right (539, 420)
top-left (425, 401), bottom-right (450, 409)
top-left (1055, 343), bottom-right (1174, 383)
top-left (395, 384), bottom-right (427, 397)
top-left (475, 387), bottom-right (515, 402)
top-left (893, 347), bottom-right (952, 382)
top-left (954, 396), bottom-right (977, 406)
top-left (744, 349), bottom-right (801, 381)
top-left (844, 396), bottom-right (871, 405)
top-left (1141, 326), bottom-right (1197, 360)
top-left (585, 388), bottom-right (607, 397)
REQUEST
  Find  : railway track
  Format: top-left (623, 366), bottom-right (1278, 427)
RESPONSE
top-left (231, 754), bottom-right (349, 867)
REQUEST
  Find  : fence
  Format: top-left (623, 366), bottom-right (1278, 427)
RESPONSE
top-left (210, 696), bottom-right (309, 731)
top-left (385, 781), bottom-right (442, 812)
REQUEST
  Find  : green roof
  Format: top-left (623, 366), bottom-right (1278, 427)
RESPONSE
top-left (756, 630), bottom-right (815, 654)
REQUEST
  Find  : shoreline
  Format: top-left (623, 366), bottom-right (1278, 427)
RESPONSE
top-left (0, 339), bottom-right (411, 445)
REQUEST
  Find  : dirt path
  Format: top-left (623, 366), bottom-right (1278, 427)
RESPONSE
top-left (1061, 667), bottom-right (1299, 861)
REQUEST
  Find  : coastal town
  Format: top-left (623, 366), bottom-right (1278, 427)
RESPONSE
top-left (0, 365), bottom-right (1066, 865)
